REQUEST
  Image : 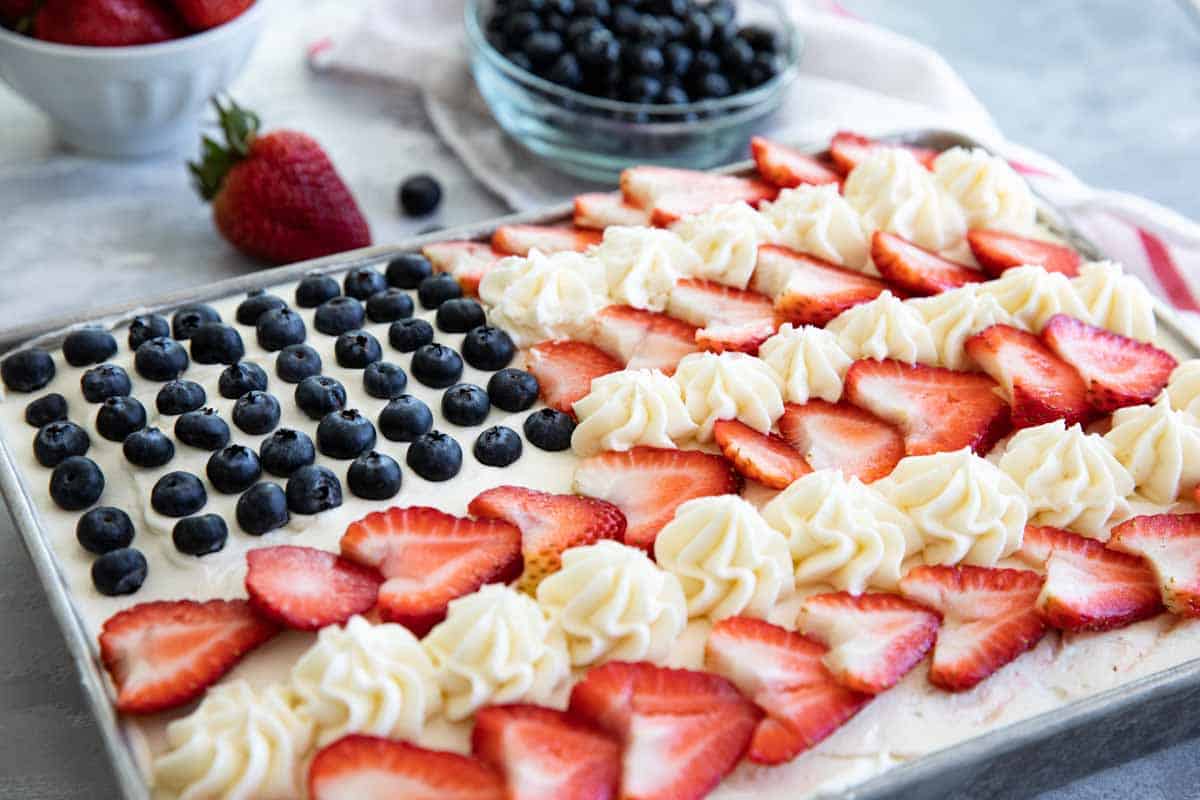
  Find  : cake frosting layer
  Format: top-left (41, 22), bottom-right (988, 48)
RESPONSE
top-left (932, 147), bottom-right (1036, 233)
top-left (674, 202), bottom-right (779, 289)
top-left (758, 323), bottom-right (852, 404)
top-left (571, 368), bottom-right (696, 455)
top-left (826, 290), bottom-right (938, 365)
top-left (1104, 393), bottom-right (1200, 505)
top-left (478, 249), bottom-right (610, 345)
top-left (1070, 260), bottom-right (1157, 342)
top-left (672, 351), bottom-right (784, 441)
top-left (759, 184), bottom-right (871, 272)
top-left (592, 225), bottom-right (699, 311)
top-left (906, 285), bottom-right (1017, 370)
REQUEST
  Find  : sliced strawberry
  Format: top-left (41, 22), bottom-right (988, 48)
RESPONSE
top-left (1041, 313), bottom-right (1177, 413)
top-left (491, 224), bottom-right (602, 257)
top-left (569, 661), bottom-right (760, 799)
top-left (843, 359), bottom-right (1011, 456)
top-left (472, 704), bottom-right (620, 800)
top-left (751, 136), bottom-right (841, 189)
top-left (705, 616), bottom-right (870, 765)
top-left (828, 131), bottom-right (939, 174)
top-left (245, 545), bottom-right (383, 631)
top-left (899, 565), bottom-right (1046, 692)
top-left (423, 241), bottom-right (504, 295)
top-left (964, 324), bottom-right (1091, 429)
top-left (712, 419), bottom-right (811, 490)
top-left (777, 400), bottom-right (904, 483)
top-left (574, 192), bottom-right (652, 230)
top-left (573, 447), bottom-right (741, 551)
top-left (340, 506), bottom-right (522, 635)
top-left (798, 592), bottom-right (940, 695)
top-left (526, 340), bottom-right (623, 415)
top-left (1110, 513), bottom-right (1200, 618)
top-left (871, 231), bottom-right (983, 296)
top-left (967, 229), bottom-right (1081, 278)
top-left (593, 305), bottom-right (700, 375)
top-left (309, 735), bottom-right (504, 800)
top-left (620, 166), bottom-right (777, 226)
top-left (666, 277), bottom-right (779, 354)
top-left (98, 599), bottom-right (277, 714)
top-left (751, 245), bottom-right (887, 326)
top-left (469, 486), bottom-right (626, 593)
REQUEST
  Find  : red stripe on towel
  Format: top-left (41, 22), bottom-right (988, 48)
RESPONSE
top-left (1139, 228), bottom-right (1200, 312)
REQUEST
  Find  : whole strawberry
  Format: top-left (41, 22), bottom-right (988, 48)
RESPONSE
top-left (190, 99), bottom-right (372, 265)
top-left (169, 0), bottom-right (253, 31)
top-left (34, 0), bottom-right (184, 46)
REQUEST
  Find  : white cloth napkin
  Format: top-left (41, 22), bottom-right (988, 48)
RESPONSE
top-left (310, 0), bottom-right (1200, 317)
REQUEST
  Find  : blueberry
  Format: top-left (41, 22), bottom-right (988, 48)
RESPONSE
top-left (236, 291), bottom-right (288, 326)
top-left (347, 451), bottom-right (403, 500)
top-left (33, 421), bottom-right (90, 467)
top-left (122, 427), bottom-right (174, 468)
top-left (388, 318), bottom-right (435, 353)
top-left (232, 390), bottom-right (281, 435)
top-left (740, 24), bottom-right (781, 53)
top-left (1, 348), bottom-right (55, 393)
top-left (576, 0), bottom-right (611, 17)
top-left (660, 82), bottom-right (690, 104)
top-left (462, 326), bottom-right (516, 372)
top-left (127, 314), bottom-right (170, 350)
top-left (295, 274), bottom-right (341, 308)
top-left (548, 52), bottom-right (583, 87)
top-left (442, 383), bottom-right (491, 426)
top-left (487, 368), bottom-right (540, 412)
top-left (363, 362), bottom-right (408, 399)
top-left (399, 174), bottom-right (443, 217)
top-left (695, 70), bottom-right (731, 98)
top-left (565, 16), bottom-right (603, 44)
top-left (575, 28), bottom-right (620, 68)
top-left (217, 362), bottom-right (268, 400)
top-left (76, 507), bottom-right (134, 555)
top-left (650, 0), bottom-right (689, 16)
top-left (236, 482), bottom-right (289, 535)
top-left (314, 296), bottom-right (366, 336)
top-left (474, 425), bottom-right (524, 467)
top-left (286, 464), bottom-right (344, 515)
top-left (24, 393), bottom-right (67, 428)
top-left (549, 0), bottom-right (574, 16)
top-left (690, 47), bottom-right (721, 76)
top-left (660, 14), bottom-right (685, 41)
top-left (151, 471), bottom-right (206, 517)
top-left (49, 456), bottom-right (105, 510)
top-left (747, 51), bottom-right (783, 86)
top-left (664, 41), bottom-right (693, 76)
top-left (157, 379), bottom-right (206, 416)
top-left (504, 10), bottom-right (541, 42)
top-left (276, 344), bottom-right (323, 383)
top-left (366, 289), bottom-right (415, 323)
top-left (256, 307), bottom-right (307, 351)
top-left (343, 268), bottom-right (388, 300)
top-left (625, 73), bottom-right (663, 102)
top-left (436, 298), bottom-right (486, 333)
top-left (91, 548), bottom-right (147, 596)
top-left (190, 323), bottom-right (246, 365)
top-left (259, 429), bottom-right (317, 478)
top-left (417, 273), bottom-right (463, 310)
top-left (81, 363), bottom-right (132, 402)
top-left (172, 304), bottom-right (221, 340)
top-left (412, 344), bottom-right (464, 389)
top-left (524, 408), bottom-right (575, 451)
top-left (63, 328), bottom-right (117, 367)
top-left (335, 330), bottom-right (383, 369)
top-left (207, 444), bottom-right (263, 494)
top-left (406, 431), bottom-right (463, 482)
top-left (172, 515), bottom-right (228, 556)
top-left (317, 409), bottom-right (377, 459)
top-left (379, 395), bottom-right (434, 442)
top-left (175, 409), bottom-right (230, 451)
top-left (386, 254), bottom-right (434, 289)
top-left (633, 15), bottom-right (665, 46)
top-left (524, 29), bottom-right (564, 65)
top-left (706, 0), bottom-right (735, 28)
top-left (721, 36), bottom-right (755, 72)
top-left (134, 337), bottom-right (189, 382)
top-left (96, 396), bottom-right (147, 442)
top-left (295, 375), bottom-right (347, 420)
top-left (612, 5), bottom-right (640, 36)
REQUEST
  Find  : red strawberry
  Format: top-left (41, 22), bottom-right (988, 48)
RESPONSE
top-left (967, 229), bottom-right (1081, 277)
top-left (34, 0), bottom-right (185, 45)
top-left (705, 617), bottom-right (870, 765)
top-left (828, 131), bottom-right (939, 174)
top-left (309, 735), bottom-right (504, 800)
top-left (1016, 525), bottom-right (1162, 632)
top-left (573, 192), bottom-right (651, 230)
top-left (573, 447), bottom-right (741, 551)
top-left (666, 278), bottom-right (779, 354)
top-left (712, 419), bottom-right (811, 490)
top-left (422, 240), bottom-right (504, 296)
top-left (472, 705), bottom-right (620, 800)
top-left (340, 506), bottom-right (522, 635)
top-left (1109, 513), bottom-right (1200, 618)
top-left (98, 599), bottom-right (277, 714)
top-left (569, 661), bottom-right (761, 799)
top-left (751, 136), bottom-right (841, 189)
top-left (798, 592), bottom-right (940, 695)
top-left (871, 231), bottom-right (983, 296)
top-left (1041, 313), bottom-right (1177, 413)
top-left (620, 166), bottom-right (777, 226)
top-left (244, 545), bottom-right (382, 631)
top-left (843, 359), bottom-right (1011, 456)
top-left (751, 245), bottom-right (887, 326)
top-left (964, 324), bottom-right (1091, 429)
top-left (899, 565), bottom-right (1046, 692)
top-left (526, 340), bottom-right (622, 415)
top-left (777, 400), bottom-right (904, 483)
top-left (491, 224), bottom-right (602, 257)
top-left (593, 305), bottom-right (699, 375)
top-left (468, 486), bottom-right (626, 593)
top-left (169, 0), bottom-right (252, 30)
top-left (190, 99), bottom-right (371, 265)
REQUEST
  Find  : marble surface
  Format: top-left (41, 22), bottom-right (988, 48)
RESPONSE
top-left (0, 1), bottom-right (1198, 798)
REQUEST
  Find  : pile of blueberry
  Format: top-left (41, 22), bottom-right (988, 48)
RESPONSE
top-left (485, 0), bottom-right (786, 105)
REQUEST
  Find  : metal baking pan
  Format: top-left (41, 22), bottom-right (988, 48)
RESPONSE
top-left (1, 129), bottom-right (1197, 800)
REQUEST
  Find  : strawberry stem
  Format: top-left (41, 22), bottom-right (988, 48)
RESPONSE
top-left (189, 97), bottom-right (261, 202)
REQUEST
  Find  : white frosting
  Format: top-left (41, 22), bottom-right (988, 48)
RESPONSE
top-left (975, 265), bottom-right (1089, 331)
top-left (998, 420), bottom-right (1135, 538)
top-left (758, 323), bottom-right (852, 404)
top-left (478, 249), bottom-right (610, 346)
top-left (932, 147), bottom-right (1036, 233)
top-left (760, 470), bottom-right (921, 593)
top-left (826, 290), bottom-right (938, 365)
top-left (1167, 359), bottom-right (1200, 418)
top-left (153, 681), bottom-right (313, 800)
top-left (536, 540), bottom-right (687, 666)
top-left (290, 616), bottom-right (441, 747)
top-left (671, 351), bottom-right (785, 441)
top-left (591, 225), bottom-right (699, 311)
top-left (570, 368), bottom-right (697, 456)
top-left (422, 584), bottom-right (570, 721)
top-left (906, 286), bottom-right (1018, 370)
top-left (1104, 393), bottom-right (1200, 505)
top-left (1070, 260), bottom-right (1157, 342)
top-left (654, 494), bottom-right (794, 621)
top-left (874, 448), bottom-right (1028, 566)
top-left (673, 202), bottom-right (778, 289)
top-left (759, 184), bottom-right (871, 272)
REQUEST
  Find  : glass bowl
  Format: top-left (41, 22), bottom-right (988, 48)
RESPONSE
top-left (465, 0), bottom-right (802, 182)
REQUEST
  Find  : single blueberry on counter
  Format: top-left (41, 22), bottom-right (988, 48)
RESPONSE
top-left (259, 428), bottom-right (317, 477)
top-left (33, 421), bottom-right (90, 467)
top-left (442, 383), bottom-right (491, 426)
top-left (317, 409), bottom-right (377, 459)
top-left (385, 253), bottom-right (433, 289)
top-left (524, 408), bottom-right (575, 451)
top-left (388, 318), bottom-right (434, 353)
top-left (406, 430), bottom-right (462, 481)
top-left (378, 395), bottom-right (434, 442)
top-left (92, 548), bottom-right (147, 596)
top-left (411, 343), bottom-right (464, 389)
top-left (314, 296), bottom-right (366, 336)
top-left (276, 344), bottom-right (322, 383)
top-left (206, 444), bottom-right (262, 494)
top-left (335, 330), bottom-right (383, 369)
top-left (343, 267), bottom-right (388, 300)
top-left (157, 379), bottom-right (206, 415)
top-left (417, 273), bottom-right (462, 310)
top-left (49, 456), bottom-right (105, 510)
top-left (366, 289), bottom-right (415, 323)
top-left (236, 291), bottom-right (287, 326)
top-left (76, 507), bottom-right (134, 555)
top-left (218, 361), bottom-right (269, 399)
top-left (175, 408), bottom-right (231, 451)
top-left (474, 425), bottom-right (523, 467)
top-left (295, 375), bottom-right (347, 421)
top-left (236, 482), bottom-right (289, 535)
top-left (172, 514), bottom-right (228, 556)
top-left (1, 348), bottom-right (55, 393)
top-left (127, 314), bottom-right (170, 351)
top-left (295, 274), bottom-right (341, 308)
top-left (24, 393), bottom-right (68, 428)
top-left (232, 390), bottom-right (281, 435)
top-left (487, 368), bottom-right (540, 413)
top-left (81, 363), bottom-right (132, 402)
top-left (399, 174), bottom-right (442, 217)
top-left (363, 361), bottom-right (407, 399)
top-left (96, 395), bottom-right (147, 442)
top-left (172, 304), bottom-right (221, 340)
top-left (436, 298), bottom-right (486, 334)
top-left (189, 322), bottom-right (246, 365)
top-left (286, 464), bottom-right (344, 515)
top-left (122, 427), bottom-right (175, 468)
top-left (150, 471), bottom-right (207, 517)
top-left (62, 328), bottom-right (117, 367)
top-left (346, 451), bottom-right (403, 500)
top-left (256, 307), bottom-right (307, 351)
top-left (134, 337), bottom-right (189, 382)
top-left (462, 326), bottom-right (516, 371)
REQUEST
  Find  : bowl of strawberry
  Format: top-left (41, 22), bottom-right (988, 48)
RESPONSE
top-left (0, 0), bottom-right (265, 157)
top-left (466, 0), bottom-right (800, 181)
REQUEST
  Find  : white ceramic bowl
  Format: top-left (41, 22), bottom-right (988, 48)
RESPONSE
top-left (0, 1), bottom-right (267, 158)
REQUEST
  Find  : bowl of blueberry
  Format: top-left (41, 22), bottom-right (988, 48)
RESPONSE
top-left (467, 0), bottom-right (800, 181)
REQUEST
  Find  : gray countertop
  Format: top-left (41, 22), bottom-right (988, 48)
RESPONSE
top-left (1, 1), bottom-right (1198, 798)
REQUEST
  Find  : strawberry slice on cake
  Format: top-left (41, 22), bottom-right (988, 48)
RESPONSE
top-left (620, 165), bottom-right (777, 227)
top-left (573, 192), bottom-right (651, 230)
top-left (593, 305), bottom-right (700, 375)
top-left (712, 419), bottom-right (811, 490)
top-left (751, 136), bottom-right (842, 189)
top-left (1110, 513), bottom-right (1200, 618)
top-left (871, 231), bottom-right (984, 296)
top-left (966, 229), bottom-right (1082, 277)
top-left (309, 736), bottom-right (504, 800)
top-left (778, 400), bottom-right (905, 483)
top-left (423, 240), bottom-right (505, 296)
top-left (526, 340), bottom-right (623, 415)
top-left (751, 245), bottom-right (888, 327)
top-left (491, 224), bottom-right (602, 257)
top-left (666, 278), bottom-right (780, 354)
top-left (828, 131), bottom-right (939, 173)
top-left (245, 545), bottom-right (383, 631)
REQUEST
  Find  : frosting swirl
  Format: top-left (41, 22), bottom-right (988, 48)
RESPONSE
top-left (1070, 260), bottom-right (1157, 342)
top-left (591, 226), bottom-right (699, 311)
top-left (1167, 359), bottom-right (1200, 418)
top-left (1104, 393), bottom-right (1200, 505)
top-left (478, 249), bottom-right (609, 347)
top-left (671, 351), bottom-right (784, 441)
top-left (758, 323), bottom-right (852, 404)
top-left (826, 290), bottom-right (938, 365)
top-left (976, 265), bottom-right (1089, 331)
top-left (673, 202), bottom-right (778, 289)
top-left (571, 368), bottom-right (697, 456)
top-left (760, 184), bottom-right (871, 272)
top-left (932, 147), bottom-right (1036, 233)
top-left (906, 285), bottom-right (1016, 370)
